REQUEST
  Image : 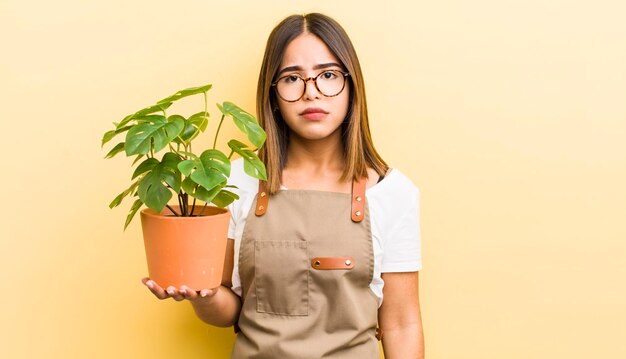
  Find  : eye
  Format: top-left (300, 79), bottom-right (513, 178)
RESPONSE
top-left (321, 71), bottom-right (338, 80)
top-left (282, 75), bottom-right (301, 84)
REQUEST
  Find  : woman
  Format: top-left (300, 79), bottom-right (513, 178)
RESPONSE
top-left (143, 13), bottom-right (424, 358)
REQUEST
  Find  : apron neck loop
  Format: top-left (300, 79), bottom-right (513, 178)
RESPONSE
top-left (255, 178), bottom-right (367, 222)
top-left (255, 181), bottom-right (269, 216)
top-left (351, 178), bottom-right (366, 223)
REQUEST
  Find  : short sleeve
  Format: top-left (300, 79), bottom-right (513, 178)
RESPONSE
top-left (380, 186), bottom-right (422, 272)
top-left (227, 201), bottom-right (237, 239)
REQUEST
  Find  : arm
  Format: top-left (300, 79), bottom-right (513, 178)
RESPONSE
top-left (378, 271), bottom-right (424, 359)
top-left (142, 238), bottom-right (242, 327)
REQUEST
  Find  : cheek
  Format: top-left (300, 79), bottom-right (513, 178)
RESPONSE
top-left (336, 89), bottom-right (351, 119)
top-left (277, 101), bottom-right (294, 122)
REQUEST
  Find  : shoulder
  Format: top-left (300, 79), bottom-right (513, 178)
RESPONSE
top-left (228, 158), bottom-right (259, 195)
top-left (226, 158), bottom-right (259, 232)
top-left (367, 168), bottom-right (420, 211)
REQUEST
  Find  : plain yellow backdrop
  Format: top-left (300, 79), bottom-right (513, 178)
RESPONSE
top-left (1, 0), bottom-right (625, 358)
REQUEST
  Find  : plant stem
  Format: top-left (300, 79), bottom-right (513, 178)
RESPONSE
top-left (213, 114), bottom-right (225, 149)
top-left (191, 196), bottom-right (197, 216)
top-left (183, 193), bottom-right (189, 216)
top-left (203, 91), bottom-right (208, 118)
top-left (227, 149), bottom-right (234, 159)
top-left (166, 204), bottom-right (179, 216)
top-left (177, 192), bottom-right (184, 216)
top-left (201, 202), bottom-right (208, 215)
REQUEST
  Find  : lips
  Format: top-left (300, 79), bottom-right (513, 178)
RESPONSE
top-left (299, 107), bottom-right (329, 121)
top-left (300, 107), bottom-right (329, 115)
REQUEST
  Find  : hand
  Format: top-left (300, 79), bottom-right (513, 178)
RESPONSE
top-left (141, 277), bottom-right (218, 302)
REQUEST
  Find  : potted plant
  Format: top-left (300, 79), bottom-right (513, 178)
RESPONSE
top-left (102, 84), bottom-right (266, 290)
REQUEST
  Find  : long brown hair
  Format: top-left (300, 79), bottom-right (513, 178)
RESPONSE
top-left (257, 13), bottom-right (387, 193)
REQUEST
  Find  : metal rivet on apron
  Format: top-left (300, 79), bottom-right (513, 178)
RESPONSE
top-left (355, 210), bottom-right (361, 217)
top-left (258, 205), bottom-right (264, 211)
top-left (355, 196), bottom-right (362, 202)
top-left (345, 259), bottom-right (352, 266)
top-left (260, 192), bottom-right (266, 197)
top-left (315, 260), bottom-right (321, 266)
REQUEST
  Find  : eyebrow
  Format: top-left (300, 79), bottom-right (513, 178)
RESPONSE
top-left (277, 62), bottom-right (343, 76)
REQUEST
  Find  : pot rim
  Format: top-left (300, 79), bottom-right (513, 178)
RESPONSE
top-left (140, 205), bottom-right (229, 220)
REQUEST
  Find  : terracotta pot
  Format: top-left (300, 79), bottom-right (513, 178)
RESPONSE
top-left (140, 205), bottom-right (230, 291)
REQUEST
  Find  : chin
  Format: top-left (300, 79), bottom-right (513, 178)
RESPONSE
top-left (290, 129), bottom-right (336, 141)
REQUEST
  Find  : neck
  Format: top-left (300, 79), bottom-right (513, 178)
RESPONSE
top-left (285, 130), bottom-right (344, 174)
top-left (281, 130), bottom-right (350, 192)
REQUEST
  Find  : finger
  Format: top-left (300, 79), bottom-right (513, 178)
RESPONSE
top-left (179, 285), bottom-right (198, 300)
top-left (166, 286), bottom-right (185, 301)
top-left (142, 278), bottom-right (169, 300)
top-left (199, 287), bottom-right (218, 298)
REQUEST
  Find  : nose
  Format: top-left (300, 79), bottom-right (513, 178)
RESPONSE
top-left (302, 77), bottom-right (321, 100)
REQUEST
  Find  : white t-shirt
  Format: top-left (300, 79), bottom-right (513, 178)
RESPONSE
top-left (227, 158), bottom-right (422, 306)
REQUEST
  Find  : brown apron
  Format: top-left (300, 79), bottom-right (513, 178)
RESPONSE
top-left (231, 179), bottom-right (381, 358)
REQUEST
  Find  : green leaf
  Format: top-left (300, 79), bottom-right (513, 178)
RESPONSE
top-left (157, 84), bottom-right (212, 104)
top-left (182, 178), bottom-right (224, 204)
top-left (116, 102), bottom-right (173, 130)
top-left (109, 191), bottom-right (127, 209)
top-left (174, 119), bottom-right (197, 145)
top-left (124, 199), bottom-right (144, 230)
top-left (160, 152), bottom-right (182, 193)
top-left (243, 156), bottom-right (267, 181)
top-left (136, 156), bottom-right (182, 212)
top-left (104, 142), bottom-right (126, 159)
top-left (132, 158), bottom-right (159, 179)
top-left (137, 171), bottom-right (172, 213)
top-left (212, 189), bottom-right (240, 207)
top-left (181, 177), bottom-right (197, 196)
top-left (219, 101), bottom-right (266, 148)
top-left (188, 111), bottom-right (209, 132)
top-left (177, 111), bottom-right (210, 145)
top-left (102, 130), bottom-right (116, 146)
top-left (227, 140), bottom-right (267, 180)
top-left (161, 152), bottom-right (182, 172)
top-left (167, 114), bottom-right (186, 123)
top-left (178, 151), bottom-right (198, 160)
top-left (116, 114), bottom-right (135, 130)
top-left (132, 154), bottom-right (145, 166)
top-left (124, 115), bottom-right (184, 155)
top-left (133, 102), bottom-right (172, 118)
top-left (109, 179), bottom-right (141, 208)
top-left (172, 113), bottom-right (208, 146)
top-left (177, 149), bottom-right (230, 192)
top-left (102, 125), bottom-right (132, 147)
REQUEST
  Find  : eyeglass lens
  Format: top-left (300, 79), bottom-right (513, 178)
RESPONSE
top-left (275, 70), bottom-right (347, 102)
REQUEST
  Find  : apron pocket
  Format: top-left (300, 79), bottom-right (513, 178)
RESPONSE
top-left (254, 240), bottom-right (309, 316)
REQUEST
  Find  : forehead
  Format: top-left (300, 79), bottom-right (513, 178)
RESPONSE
top-left (279, 33), bottom-right (340, 70)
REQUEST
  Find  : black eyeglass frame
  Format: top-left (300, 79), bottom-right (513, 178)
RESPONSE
top-left (271, 70), bottom-right (351, 102)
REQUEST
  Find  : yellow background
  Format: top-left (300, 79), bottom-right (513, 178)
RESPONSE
top-left (1, 0), bottom-right (625, 358)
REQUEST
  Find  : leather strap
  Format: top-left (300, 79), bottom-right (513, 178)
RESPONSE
top-left (351, 178), bottom-right (366, 223)
top-left (311, 256), bottom-right (355, 270)
top-left (255, 181), bottom-right (269, 216)
top-left (255, 177), bottom-right (366, 221)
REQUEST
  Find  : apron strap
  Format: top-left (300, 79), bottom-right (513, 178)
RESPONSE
top-left (255, 178), bottom-right (367, 222)
top-left (351, 177), bottom-right (366, 223)
top-left (255, 181), bottom-right (269, 216)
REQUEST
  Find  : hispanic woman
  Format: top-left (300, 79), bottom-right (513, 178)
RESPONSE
top-left (143, 13), bottom-right (424, 358)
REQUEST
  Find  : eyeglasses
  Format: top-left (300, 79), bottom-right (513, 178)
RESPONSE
top-left (271, 70), bottom-right (350, 102)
